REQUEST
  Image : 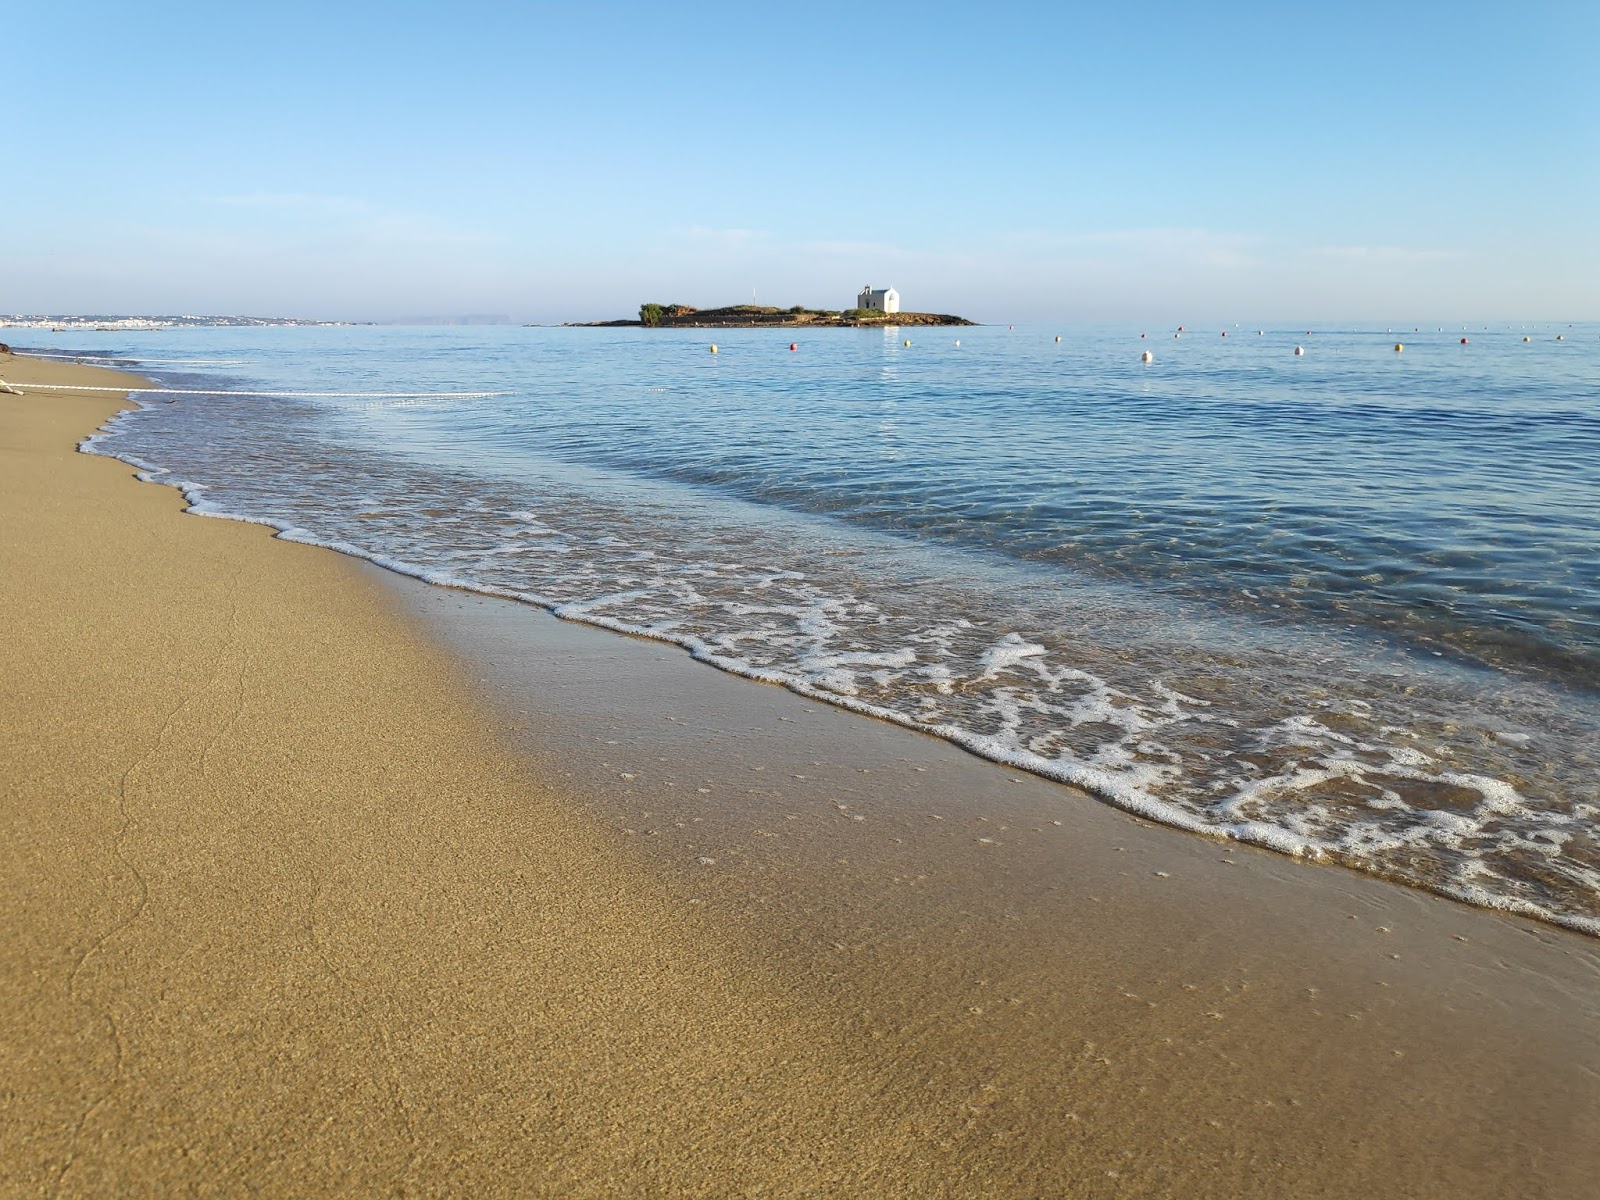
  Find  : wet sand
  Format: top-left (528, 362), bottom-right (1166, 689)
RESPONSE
top-left (3, 348), bottom-right (1598, 1197)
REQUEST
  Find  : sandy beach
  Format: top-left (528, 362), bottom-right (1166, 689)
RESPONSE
top-left (3, 348), bottom-right (1598, 1198)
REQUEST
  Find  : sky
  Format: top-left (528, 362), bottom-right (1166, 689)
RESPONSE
top-left (6, 0), bottom-right (1597, 324)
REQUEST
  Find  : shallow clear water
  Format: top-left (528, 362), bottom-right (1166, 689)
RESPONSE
top-left (33, 321), bottom-right (1600, 933)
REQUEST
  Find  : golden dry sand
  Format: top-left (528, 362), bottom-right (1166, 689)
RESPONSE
top-left (3, 349), bottom-right (1598, 1198)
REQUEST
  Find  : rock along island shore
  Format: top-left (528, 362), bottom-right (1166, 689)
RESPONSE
top-left (566, 302), bottom-right (977, 329)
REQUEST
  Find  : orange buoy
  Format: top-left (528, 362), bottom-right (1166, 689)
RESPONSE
top-left (789, 342), bottom-right (797, 351)
top-left (1460, 337), bottom-right (1469, 344)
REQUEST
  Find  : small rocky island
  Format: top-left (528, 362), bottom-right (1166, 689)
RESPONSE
top-left (569, 302), bottom-right (976, 329)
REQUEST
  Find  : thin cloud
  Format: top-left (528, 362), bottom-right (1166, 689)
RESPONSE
top-left (201, 192), bottom-right (495, 248)
top-left (684, 226), bottom-right (767, 245)
top-left (205, 192), bottom-right (372, 215)
top-left (1307, 244), bottom-right (1459, 262)
top-left (991, 227), bottom-right (1265, 269)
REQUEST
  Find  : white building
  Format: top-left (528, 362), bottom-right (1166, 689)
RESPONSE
top-left (856, 285), bottom-right (900, 314)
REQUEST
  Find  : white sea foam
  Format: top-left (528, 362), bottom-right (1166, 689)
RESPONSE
top-left (75, 364), bottom-right (1600, 939)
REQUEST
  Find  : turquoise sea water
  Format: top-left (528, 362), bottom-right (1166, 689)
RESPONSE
top-left (30, 321), bottom-right (1600, 932)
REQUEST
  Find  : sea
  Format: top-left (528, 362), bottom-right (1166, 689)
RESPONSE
top-left (25, 321), bottom-right (1600, 934)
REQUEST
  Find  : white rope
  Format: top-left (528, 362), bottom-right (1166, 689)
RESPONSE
top-left (9, 381), bottom-right (511, 399)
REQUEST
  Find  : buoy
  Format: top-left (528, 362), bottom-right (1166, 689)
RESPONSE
top-left (1178, 326), bottom-right (1184, 332)
top-left (903, 339), bottom-right (911, 347)
top-left (1257, 330), bottom-right (1263, 336)
top-left (1294, 345), bottom-right (1304, 356)
top-left (1009, 325), bottom-right (1014, 331)
top-left (1141, 332), bottom-right (1147, 338)
top-left (1460, 337), bottom-right (1469, 344)
top-left (1054, 335), bottom-right (1061, 342)
top-left (954, 340), bottom-right (960, 346)
top-left (1394, 343), bottom-right (1403, 352)
top-left (1140, 350), bottom-right (1153, 363)
top-left (1557, 334), bottom-right (1565, 341)
top-left (1523, 336), bottom-right (1531, 342)
top-left (710, 344), bottom-right (718, 354)
top-left (1221, 331), bottom-right (1228, 337)
top-left (789, 342), bottom-right (797, 351)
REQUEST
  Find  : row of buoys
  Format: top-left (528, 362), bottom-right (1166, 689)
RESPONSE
top-left (711, 329), bottom-right (1578, 359)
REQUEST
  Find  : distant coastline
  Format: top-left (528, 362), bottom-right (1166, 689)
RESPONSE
top-left (0, 314), bottom-right (363, 331)
top-left (561, 303), bottom-right (976, 329)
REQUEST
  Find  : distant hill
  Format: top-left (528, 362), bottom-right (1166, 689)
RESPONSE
top-left (564, 304), bottom-right (976, 329)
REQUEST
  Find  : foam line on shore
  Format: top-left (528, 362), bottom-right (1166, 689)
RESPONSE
top-left (27, 380), bottom-right (512, 399)
top-left (76, 404), bottom-right (1600, 939)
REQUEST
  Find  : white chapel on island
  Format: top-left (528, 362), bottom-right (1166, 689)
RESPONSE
top-left (856, 285), bottom-right (900, 314)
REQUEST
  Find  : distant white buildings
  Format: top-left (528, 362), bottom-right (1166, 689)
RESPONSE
top-left (856, 285), bottom-right (900, 314)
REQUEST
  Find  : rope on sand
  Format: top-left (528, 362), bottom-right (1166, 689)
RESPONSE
top-left (5, 381), bottom-right (511, 399)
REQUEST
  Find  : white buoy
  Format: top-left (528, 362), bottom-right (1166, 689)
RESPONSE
top-left (1557, 334), bottom-right (1565, 341)
top-left (903, 339), bottom-right (911, 347)
top-left (1294, 345), bottom-right (1305, 356)
top-left (709, 344), bottom-right (718, 354)
top-left (1054, 335), bottom-right (1061, 342)
top-left (954, 339), bottom-right (960, 346)
top-left (1524, 336), bottom-right (1531, 342)
top-left (1140, 350), bottom-right (1153, 363)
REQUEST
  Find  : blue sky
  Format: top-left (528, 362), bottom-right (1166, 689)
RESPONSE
top-left (7, 1), bottom-right (1596, 322)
